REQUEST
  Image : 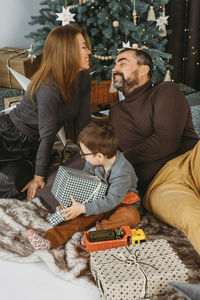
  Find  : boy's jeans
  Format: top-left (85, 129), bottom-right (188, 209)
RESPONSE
top-left (44, 204), bottom-right (140, 248)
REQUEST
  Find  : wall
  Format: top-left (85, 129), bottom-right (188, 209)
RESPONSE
top-left (0, 0), bottom-right (41, 49)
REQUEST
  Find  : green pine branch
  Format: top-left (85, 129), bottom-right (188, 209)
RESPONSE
top-left (25, 0), bottom-right (172, 82)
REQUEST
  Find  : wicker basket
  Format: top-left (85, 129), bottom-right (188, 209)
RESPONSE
top-left (66, 80), bottom-right (119, 143)
top-left (91, 80), bottom-right (119, 106)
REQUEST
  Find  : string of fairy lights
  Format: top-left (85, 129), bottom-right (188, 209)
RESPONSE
top-left (182, 0), bottom-right (199, 69)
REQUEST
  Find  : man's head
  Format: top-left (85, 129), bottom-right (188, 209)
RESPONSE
top-left (78, 122), bottom-right (118, 165)
top-left (112, 49), bottom-right (153, 94)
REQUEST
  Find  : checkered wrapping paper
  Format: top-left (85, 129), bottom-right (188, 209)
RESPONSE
top-left (52, 166), bottom-right (108, 205)
top-left (48, 166), bottom-right (108, 226)
top-left (47, 209), bottom-right (67, 226)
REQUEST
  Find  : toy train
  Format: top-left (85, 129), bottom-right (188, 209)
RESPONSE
top-left (84, 226), bottom-right (147, 252)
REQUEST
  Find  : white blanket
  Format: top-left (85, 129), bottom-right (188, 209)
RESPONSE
top-left (0, 197), bottom-right (95, 288)
top-left (0, 197), bottom-right (200, 299)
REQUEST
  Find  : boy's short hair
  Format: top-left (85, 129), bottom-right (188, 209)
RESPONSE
top-left (78, 121), bottom-right (118, 159)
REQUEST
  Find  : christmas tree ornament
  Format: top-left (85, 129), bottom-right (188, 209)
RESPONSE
top-left (132, 0), bottom-right (137, 25)
top-left (56, 7), bottom-right (76, 25)
top-left (118, 41), bottom-right (142, 52)
top-left (122, 41), bottom-right (131, 48)
top-left (27, 44), bottom-right (36, 63)
top-left (132, 10), bottom-right (137, 25)
top-left (156, 6), bottom-right (168, 37)
top-left (113, 20), bottom-right (119, 27)
top-left (164, 70), bottom-right (171, 81)
top-left (147, 5), bottom-right (156, 21)
top-left (109, 77), bottom-right (117, 93)
top-left (132, 43), bottom-right (139, 49)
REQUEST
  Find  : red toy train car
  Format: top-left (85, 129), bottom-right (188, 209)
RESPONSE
top-left (84, 226), bottom-right (147, 252)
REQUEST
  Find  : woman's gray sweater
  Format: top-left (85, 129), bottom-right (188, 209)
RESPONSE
top-left (9, 71), bottom-right (91, 177)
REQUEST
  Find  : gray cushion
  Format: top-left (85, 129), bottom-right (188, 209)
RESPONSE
top-left (190, 105), bottom-right (200, 137)
top-left (168, 282), bottom-right (200, 300)
top-left (177, 83), bottom-right (196, 95)
top-left (186, 92), bottom-right (200, 106)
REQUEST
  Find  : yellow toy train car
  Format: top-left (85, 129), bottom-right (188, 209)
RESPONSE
top-left (129, 228), bottom-right (147, 245)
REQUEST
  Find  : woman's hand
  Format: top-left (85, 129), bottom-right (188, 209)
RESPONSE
top-left (21, 175), bottom-right (45, 200)
top-left (60, 195), bottom-right (86, 221)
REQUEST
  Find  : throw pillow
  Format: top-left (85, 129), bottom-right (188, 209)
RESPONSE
top-left (190, 105), bottom-right (200, 137)
top-left (168, 282), bottom-right (200, 300)
top-left (186, 92), bottom-right (200, 106)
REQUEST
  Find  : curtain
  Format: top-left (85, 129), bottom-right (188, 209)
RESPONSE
top-left (166, 0), bottom-right (200, 91)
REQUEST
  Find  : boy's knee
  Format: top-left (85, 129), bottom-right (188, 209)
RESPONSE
top-left (124, 206), bottom-right (141, 227)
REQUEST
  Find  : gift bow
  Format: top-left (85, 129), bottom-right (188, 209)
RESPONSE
top-left (2, 48), bottom-right (36, 88)
top-left (96, 246), bottom-right (157, 300)
top-left (112, 247), bottom-right (157, 299)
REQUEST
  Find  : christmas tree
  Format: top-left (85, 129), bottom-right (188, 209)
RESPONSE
top-left (25, 0), bottom-right (172, 83)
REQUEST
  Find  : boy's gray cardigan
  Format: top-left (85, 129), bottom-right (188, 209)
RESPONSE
top-left (84, 150), bottom-right (140, 216)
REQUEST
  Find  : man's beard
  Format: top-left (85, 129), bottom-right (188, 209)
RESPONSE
top-left (113, 70), bottom-right (139, 93)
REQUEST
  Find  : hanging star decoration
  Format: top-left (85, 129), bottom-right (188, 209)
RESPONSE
top-left (56, 7), bottom-right (76, 25)
top-left (27, 44), bottom-right (36, 63)
top-left (122, 41), bottom-right (131, 48)
top-left (156, 13), bottom-right (169, 31)
top-left (117, 41), bottom-right (131, 52)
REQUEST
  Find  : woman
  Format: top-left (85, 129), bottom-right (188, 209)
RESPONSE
top-left (0, 24), bottom-right (91, 200)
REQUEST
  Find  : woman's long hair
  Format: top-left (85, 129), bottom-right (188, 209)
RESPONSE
top-left (27, 24), bottom-right (91, 103)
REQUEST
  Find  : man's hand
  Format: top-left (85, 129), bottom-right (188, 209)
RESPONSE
top-left (60, 195), bottom-right (86, 221)
top-left (21, 175), bottom-right (45, 200)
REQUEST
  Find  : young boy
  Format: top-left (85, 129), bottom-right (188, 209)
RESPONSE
top-left (28, 122), bottom-right (141, 250)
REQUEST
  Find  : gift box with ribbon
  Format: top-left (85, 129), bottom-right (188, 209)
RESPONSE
top-left (48, 166), bottom-right (108, 226)
top-left (0, 47), bottom-right (41, 89)
top-left (90, 239), bottom-right (189, 300)
top-left (3, 95), bottom-right (23, 113)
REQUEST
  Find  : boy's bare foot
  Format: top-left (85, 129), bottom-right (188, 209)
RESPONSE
top-left (27, 229), bottom-right (51, 250)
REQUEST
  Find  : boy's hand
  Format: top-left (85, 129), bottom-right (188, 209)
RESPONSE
top-left (60, 195), bottom-right (86, 221)
top-left (56, 204), bottom-right (64, 211)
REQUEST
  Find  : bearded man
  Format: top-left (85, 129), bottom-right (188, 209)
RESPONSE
top-left (109, 48), bottom-right (200, 255)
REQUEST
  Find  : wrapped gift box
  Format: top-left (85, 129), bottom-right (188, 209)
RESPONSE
top-left (0, 47), bottom-right (41, 89)
top-left (52, 166), bottom-right (108, 206)
top-left (90, 239), bottom-right (189, 300)
top-left (49, 166), bottom-right (108, 225)
top-left (0, 87), bottom-right (23, 111)
top-left (3, 95), bottom-right (23, 113)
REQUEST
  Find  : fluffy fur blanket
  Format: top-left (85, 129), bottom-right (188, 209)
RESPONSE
top-left (0, 197), bottom-right (200, 299)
